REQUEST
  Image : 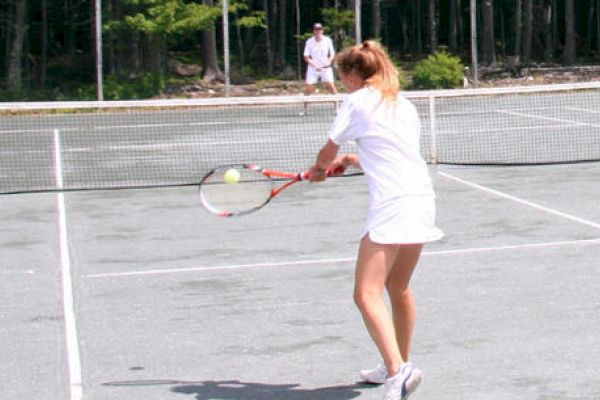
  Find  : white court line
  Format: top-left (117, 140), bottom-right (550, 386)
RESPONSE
top-left (2, 118), bottom-right (284, 135)
top-left (565, 106), bottom-right (600, 114)
top-left (437, 123), bottom-right (579, 135)
top-left (93, 121), bottom-right (230, 130)
top-left (0, 269), bottom-right (35, 276)
top-left (93, 119), bottom-right (282, 131)
top-left (64, 139), bottom-right (265, 153)
top-left (0, 129), bottom-right (51, 134)
top-left (84, 237), bottom-right (600, 279)
top-left (438, 171), bottom-right (600, 231)
top-left (436, 106), bottom-right (558, 117)
top-left (0, 127), bottom-right (80, 134)
top-left (54, 129), bottom-right (83, 400)
top-left (85, 258), bottom-right (354, 278)
top-left (497, 109), bottom-right (600, 128)
top-left (105, 139), bottom-right (264, 151)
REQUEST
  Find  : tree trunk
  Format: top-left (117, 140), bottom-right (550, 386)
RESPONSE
top-left (277, 0), bottom-right (286, 68)
top-left (449, 0), bottom-right (458, 52)
top-left (7, 0), bottom-right (27, 92)
top-left (65, 0), bottom-right (76, 58)
top-left (202, 29), bottom-right (224, 82)
top-left (399, 3), bottom-right (410, 53)
top-left (269, 0), bottom-right (277, 69)
top-left (564, 0), bottom-right (576, 64)
top-left (234, 9), bottom-right (245, 66)
top-left (543, 0), bottom-right (553, 61)
top-left (295, 0), bottom-right (301, 79)
top-left (552, 0), bottom-right (558, 52)
top-left (481, 0), bottom-right (496, 66)
top-left (41, 0), bottom-right (47, 87)
top-left (588, 1), bottom-right (595, 51)
top-left (456, 0), bottom-right (464, 51)
top-left (114, 0), bottom-right (125, 76)
top-left (596, 0), bottom-right (600, 51)
top-left (415, 0), bottom-right (423, 53)
top-left (106, 0), bottom-right (114, 75)
top-left (498, 1), bottom-right (505, 57)
top-left (202, 0), bottom-right (224, 82)
top-left (428, 0), bottom-right (437, 53)
top-left (131, 33), bottom-right (141, 76)
top-left (595, 0), bottom-right (600, 51)
top-left (515, 0), bottom-right (522, 56)
top-left (263, 0), bottom-right (273, 75)
top-left (347, 0), bottom-right (356, 40)
top-left (372, 0), bottom-right (381, 39)
top-left (522, 0), bottom-right (532, 62)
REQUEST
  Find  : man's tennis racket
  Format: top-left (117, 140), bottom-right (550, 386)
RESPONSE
top-left (199, 163), bottom-right (344, 217)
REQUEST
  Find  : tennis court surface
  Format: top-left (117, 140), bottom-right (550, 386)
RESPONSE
top-left (2, 84), bottom-right (600, 400)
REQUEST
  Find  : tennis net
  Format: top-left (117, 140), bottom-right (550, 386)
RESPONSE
top-left (1, 81), bottom-right (600, 194)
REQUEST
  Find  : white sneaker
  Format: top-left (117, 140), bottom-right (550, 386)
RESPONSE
top-left (360, 363), bottom-right (388, 384)
top-left (382, 362), bottom-right (423, 400)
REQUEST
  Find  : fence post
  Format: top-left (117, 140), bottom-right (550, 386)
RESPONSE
top-left (355, 0), bottom-right (362, 44)
top-left (222, 0), bottom-right (230, 96)
top-left (95, 0), bottom-right (104, 101)
top-left (470, 0), bottom-right (479, 87)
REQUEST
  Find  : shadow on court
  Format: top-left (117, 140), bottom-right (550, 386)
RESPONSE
top-left (103, 379), bottom-right (374, 400)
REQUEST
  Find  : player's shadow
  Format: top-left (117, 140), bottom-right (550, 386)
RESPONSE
top-left (171, 379), bottom-right (372, 400)
top-left (103, 378), bottom-right (375, 399)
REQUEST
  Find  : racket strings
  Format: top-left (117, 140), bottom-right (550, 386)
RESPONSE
top-left (200, 168), bottom-right (273, 214)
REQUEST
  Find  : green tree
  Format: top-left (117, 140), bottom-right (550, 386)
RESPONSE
top-left (321, 7), bottom-right (355, 49)
top-left (105, 0), bottom-right (220, 78)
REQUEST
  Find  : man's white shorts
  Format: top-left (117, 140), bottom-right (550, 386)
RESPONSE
top-left (305, 66), bottom-right (335, 84)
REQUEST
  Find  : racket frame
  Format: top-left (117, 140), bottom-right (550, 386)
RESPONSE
top-left (199, 163), bottom-right (310, 217)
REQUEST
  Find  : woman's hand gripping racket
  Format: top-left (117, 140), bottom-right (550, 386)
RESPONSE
top-left (199, 163), bottom-right (344, 217)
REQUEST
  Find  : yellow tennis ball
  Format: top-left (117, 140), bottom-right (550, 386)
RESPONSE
top-left (223, 168), bottom-right (240, 184)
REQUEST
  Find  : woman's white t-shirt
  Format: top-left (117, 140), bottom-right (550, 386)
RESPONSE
top-left (328, 87), bottom-right (443, 244)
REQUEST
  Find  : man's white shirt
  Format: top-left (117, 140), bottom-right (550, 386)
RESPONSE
top-left (303, 36), bottom-right (335, 68)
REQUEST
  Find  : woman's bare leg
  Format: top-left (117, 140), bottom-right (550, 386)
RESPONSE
top-left (354, 235), bottom-right (402, 375)
top-left (386, 244), bottom-right (423, 362)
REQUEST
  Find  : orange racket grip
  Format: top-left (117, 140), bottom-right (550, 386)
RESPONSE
top-left (329, 165), bottom-right (346, 176)
top-left (302, 165), bottom-right (346, 180)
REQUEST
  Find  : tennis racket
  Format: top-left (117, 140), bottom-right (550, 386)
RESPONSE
top-left (199, 163), bottom-right (344, 217)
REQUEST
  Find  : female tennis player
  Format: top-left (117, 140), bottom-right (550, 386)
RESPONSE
top-left (309, 41), bottom-right (443, 400)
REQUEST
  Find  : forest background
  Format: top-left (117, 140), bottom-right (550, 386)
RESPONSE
top-left (2, 0), bottom-right (600, 101)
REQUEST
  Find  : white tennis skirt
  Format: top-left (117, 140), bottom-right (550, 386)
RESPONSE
top-left (363, 195), bottom-right (444, 245)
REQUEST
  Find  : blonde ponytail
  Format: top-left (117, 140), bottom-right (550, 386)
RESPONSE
top-left (335, 40), bottom-right (399, 101)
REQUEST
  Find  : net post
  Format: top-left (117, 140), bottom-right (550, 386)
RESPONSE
top-left (428, 95), bottom-right (438, 164)
top-left (53, 129), bottom-right (64, 190)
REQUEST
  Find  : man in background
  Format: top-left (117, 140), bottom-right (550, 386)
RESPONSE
top-left (302, 22), bottom-right (337, 116)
